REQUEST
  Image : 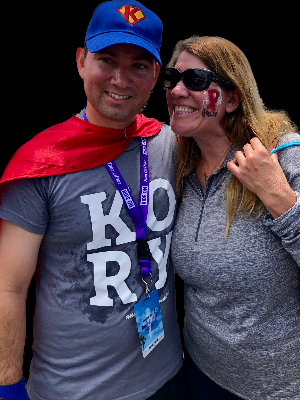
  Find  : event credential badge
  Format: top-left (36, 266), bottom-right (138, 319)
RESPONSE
top-left (134, 289), bottom-right (164, 358)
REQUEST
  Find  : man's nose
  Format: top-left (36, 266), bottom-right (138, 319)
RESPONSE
top-left (111, 67), bottom-right (131, 88)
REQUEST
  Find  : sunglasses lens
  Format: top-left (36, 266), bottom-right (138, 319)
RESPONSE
top-left (163, 68), bottom-right (181, 89)
top-left (184, 69), bottom-right (209, 91)
top-left (163, 68), bottom-right (211, 91)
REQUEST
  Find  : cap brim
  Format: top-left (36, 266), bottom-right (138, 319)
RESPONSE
top-left (85, 32), bottom-right (162, 66)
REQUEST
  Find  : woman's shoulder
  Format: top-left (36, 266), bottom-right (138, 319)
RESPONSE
top-left (271, 132), bottom-right (300, 156)
top-left (279, 132), bottom-right (300, 143)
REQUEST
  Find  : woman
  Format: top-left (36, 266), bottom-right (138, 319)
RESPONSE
top-left (163, 36), bottom-right (300, 399)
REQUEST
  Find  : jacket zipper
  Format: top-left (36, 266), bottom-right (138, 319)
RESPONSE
top-left (192, 178), bottom-right (212, 243)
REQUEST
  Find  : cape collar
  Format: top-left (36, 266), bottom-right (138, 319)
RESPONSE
top-left (0, 114), bottom-right (163, 184)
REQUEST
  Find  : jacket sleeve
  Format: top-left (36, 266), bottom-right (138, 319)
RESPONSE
top-left (263, 133), bottom-right (300, 267)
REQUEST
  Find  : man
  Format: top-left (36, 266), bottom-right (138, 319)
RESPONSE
top-left (0, 2), bottom-right (185, 399)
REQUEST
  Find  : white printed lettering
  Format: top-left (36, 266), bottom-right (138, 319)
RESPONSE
top-left (88, 251), bottom-right (137, 306)
top-left (121, 189), bottom-right (136, 209)
top-left (81, 179), bottom-right (176, 307)
top-left (81, 191), bottom-right (136, 250)
top-left (149, 231), bottom-right (172, 290)
top-left (140, 186), bottom-right (148, 206)
top-left (147, 179), bottom-right (176, 232)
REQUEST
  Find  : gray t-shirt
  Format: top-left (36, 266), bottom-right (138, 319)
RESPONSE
top-left (172, 133), bottom-right (300, 400)
top-left (0, 124), bottom-right (183, 400)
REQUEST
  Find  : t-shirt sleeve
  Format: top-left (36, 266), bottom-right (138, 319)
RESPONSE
top-left (0, 178), bottom-right (49, 235)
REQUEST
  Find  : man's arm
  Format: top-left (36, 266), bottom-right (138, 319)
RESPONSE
top-left (0, 219), bottom-right (43, 385)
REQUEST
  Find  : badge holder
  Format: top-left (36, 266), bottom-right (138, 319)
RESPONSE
top-left (133, 236), bottom-right (164, 357)
top-left (134, 285), bottom-right (164, 358)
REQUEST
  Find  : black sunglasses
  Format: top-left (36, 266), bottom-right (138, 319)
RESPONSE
top-left (163, 67), bottom-right (235, 91)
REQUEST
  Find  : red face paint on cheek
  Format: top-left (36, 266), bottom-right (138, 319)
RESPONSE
top-left (207, 89), bottom-right (220, 113)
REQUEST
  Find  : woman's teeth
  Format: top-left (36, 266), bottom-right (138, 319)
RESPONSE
top-left (174, 106), bottom-right (197, 114)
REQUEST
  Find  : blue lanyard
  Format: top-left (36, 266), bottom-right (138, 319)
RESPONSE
top-left (82, 109), bottom-right (152, 277)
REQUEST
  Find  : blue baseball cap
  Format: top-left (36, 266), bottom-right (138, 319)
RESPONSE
top-left (84, 1), bottom-right (163, 65)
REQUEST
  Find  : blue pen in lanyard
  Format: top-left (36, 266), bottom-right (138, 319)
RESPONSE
top-left (82, 109), bottom-right (152, 278)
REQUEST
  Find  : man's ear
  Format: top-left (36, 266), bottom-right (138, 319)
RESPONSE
top-left (151, 64), bottom-right (161, 90)
top-left (76, 48), bottom-right (85, 80)
top-left (156, 64), bottom-right (161, 77)
top-left (225, 89), bottom-right (240, 113)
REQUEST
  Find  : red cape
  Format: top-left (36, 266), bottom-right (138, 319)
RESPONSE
top-left (0, 115), bottom-right (163, 184)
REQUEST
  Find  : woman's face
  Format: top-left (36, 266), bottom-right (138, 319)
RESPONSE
top-left (166, 50), bottom-right (234, 139)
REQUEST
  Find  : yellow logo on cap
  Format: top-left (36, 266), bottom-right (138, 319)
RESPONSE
top-left (117, 6), bottom-right (146, 25)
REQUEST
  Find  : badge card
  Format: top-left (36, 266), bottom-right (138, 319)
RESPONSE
top-left (134, 289), bottom-right (164, 358)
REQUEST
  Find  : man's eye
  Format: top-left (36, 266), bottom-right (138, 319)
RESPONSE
top-left (134, 63), bottom-right (148, 70)
top-left (99, 57), bottom-right (113, 63)
top-left (97, 57), bottom-right (116, 67)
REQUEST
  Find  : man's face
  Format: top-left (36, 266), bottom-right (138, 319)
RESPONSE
top-left (77, 44), bottom-right (159, 128)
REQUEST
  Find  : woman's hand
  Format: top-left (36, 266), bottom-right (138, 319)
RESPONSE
top-left (227, 137), bottom-right (297, 219)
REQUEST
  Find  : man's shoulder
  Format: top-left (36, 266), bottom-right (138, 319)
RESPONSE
top-left (147, 123), bottom-right (178, 164)
top-left (152, 123), bottom-right (176, 146)
top-left (155, 123), bottom-right (174, 138)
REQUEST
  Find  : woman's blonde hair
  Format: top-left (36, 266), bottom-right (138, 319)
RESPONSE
top-left (168, 36), bottom-right (297, 238)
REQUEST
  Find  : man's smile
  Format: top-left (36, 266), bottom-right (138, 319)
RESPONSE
top-left (106, 91), bottom-right (132, 100)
